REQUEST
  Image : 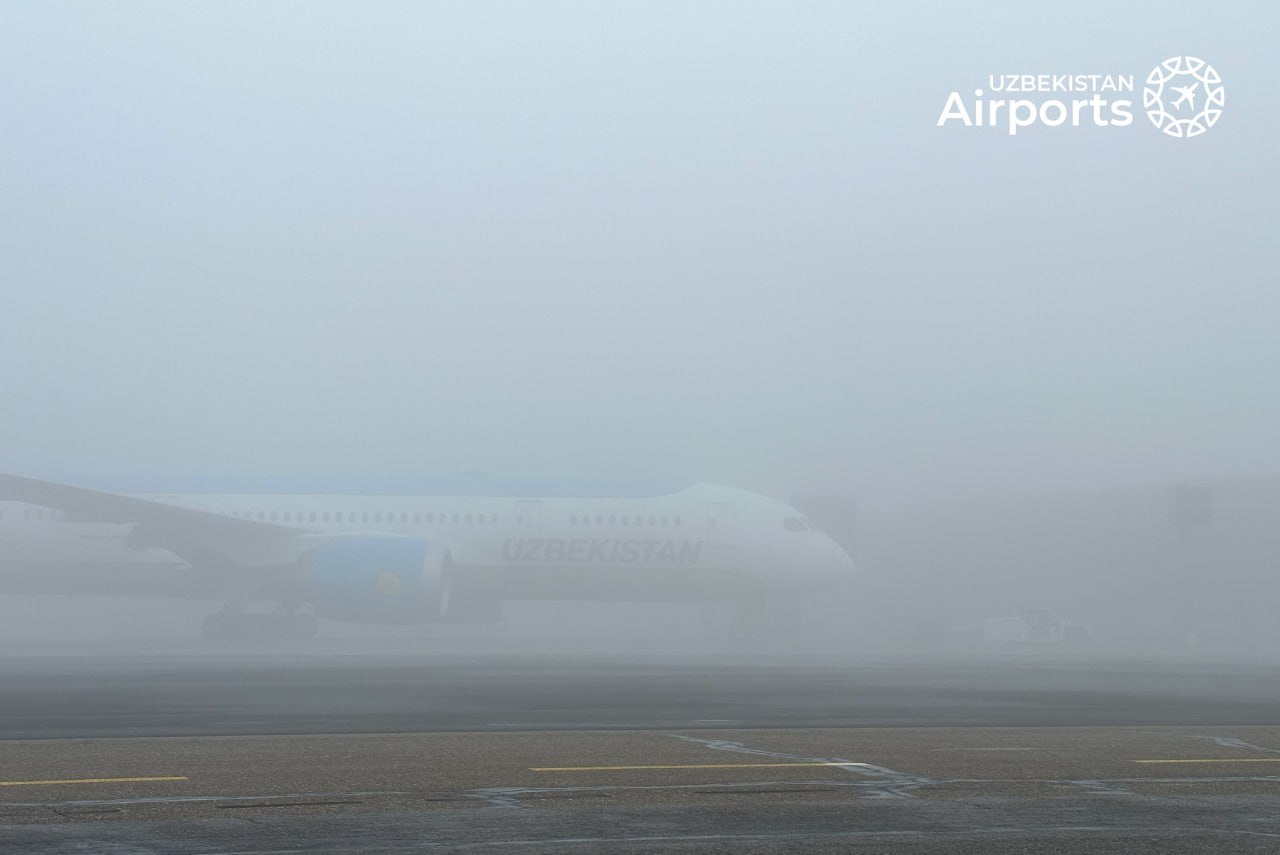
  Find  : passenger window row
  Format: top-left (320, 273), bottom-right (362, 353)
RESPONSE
top-left (13, 508), bottom-right (61, 521)
top-left (2, 507), bottom-right (686, 530)
top-left (228, 511), bottom-right (500, 526)
top-left (567, 514), bottom-right (682, 527)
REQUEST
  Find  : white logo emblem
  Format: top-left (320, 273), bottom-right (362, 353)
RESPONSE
top-left (1143, 56), bottom-right (1224, 138)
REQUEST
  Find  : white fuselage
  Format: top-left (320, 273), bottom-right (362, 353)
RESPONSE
top-left (0, 483), bottom-right (854, 608)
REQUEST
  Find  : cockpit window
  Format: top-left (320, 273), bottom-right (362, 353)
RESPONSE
top-left (782, 517), bottom-right (808, 532)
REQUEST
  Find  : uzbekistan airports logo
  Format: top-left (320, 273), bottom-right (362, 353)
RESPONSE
top-left (937, 57), bottom-right (1224, 137)
top-left (1143, 56), bottom-right (1225, 138)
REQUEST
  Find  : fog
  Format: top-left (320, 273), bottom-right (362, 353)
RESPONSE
top-left (1, 2), bottom-right (1278, 661)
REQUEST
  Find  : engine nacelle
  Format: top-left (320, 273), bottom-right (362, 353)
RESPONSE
top-left (303, 535), bottom-right (448, 624)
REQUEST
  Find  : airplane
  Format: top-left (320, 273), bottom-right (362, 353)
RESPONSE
top-left (1171, 83), bottom-right (1198, 110)
top-left (0, 472), bottom-right (855, 640)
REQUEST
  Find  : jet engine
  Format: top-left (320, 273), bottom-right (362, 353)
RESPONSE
top-left (303, 535), bottom-right (449, 624)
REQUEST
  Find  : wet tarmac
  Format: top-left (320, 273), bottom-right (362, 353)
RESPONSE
top-left (2, 650), bottom-right (1279, 852)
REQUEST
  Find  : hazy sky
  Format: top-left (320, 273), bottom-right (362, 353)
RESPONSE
top-left (1, 1), bottom-right (1276, 501)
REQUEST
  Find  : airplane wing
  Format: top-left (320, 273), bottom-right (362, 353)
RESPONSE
top-left (0, 472), bottom-right (299, 564)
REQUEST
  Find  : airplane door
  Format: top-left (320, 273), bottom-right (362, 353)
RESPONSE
top-left (514, 500), bottom-right (542, 535)
top-left (707, 502), bottom-right (735, 548)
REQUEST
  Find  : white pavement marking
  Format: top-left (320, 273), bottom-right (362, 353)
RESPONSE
top-left (667, 733), bottom-right (936, 798)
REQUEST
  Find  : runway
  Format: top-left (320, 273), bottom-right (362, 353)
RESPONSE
top-left (3, 650), bottom-right (1280, 852)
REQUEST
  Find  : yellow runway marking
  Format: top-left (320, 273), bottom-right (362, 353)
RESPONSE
top-left (531, 762), bottom-right (871, 772)
top-left (1133, 759), bottom-right (1280, 765)
top-left (0, 776), bottom-right (187, 787)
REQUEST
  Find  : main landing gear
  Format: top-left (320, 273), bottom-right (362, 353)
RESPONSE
top-left (200, 609), bottom-right (319, 642)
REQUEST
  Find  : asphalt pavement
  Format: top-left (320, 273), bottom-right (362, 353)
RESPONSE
top-left (2, 648), bottom-right (1279, 852)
